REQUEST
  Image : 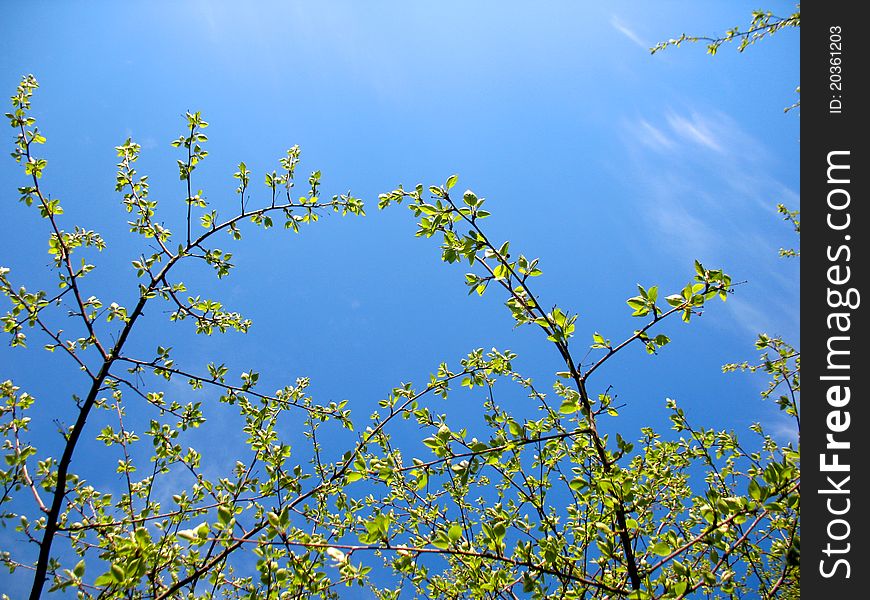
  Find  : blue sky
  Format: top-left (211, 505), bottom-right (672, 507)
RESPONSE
top-left (0, 1), bottom-right (799, 594)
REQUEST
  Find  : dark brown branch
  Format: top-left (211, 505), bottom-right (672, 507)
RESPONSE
top-left (28, 197), bottom-right (343, 599)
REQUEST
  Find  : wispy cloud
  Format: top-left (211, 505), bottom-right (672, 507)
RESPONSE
top-left (611, 16), bottom-right (649, 50)
top-left (637, 171), bottom-right (719, 257)
top-left (636, 119), bottom-right (675, 151)
top-left (666, 112), bottom-right (723, 153)
top-left (616, 106), bottom-right (800, 342)
top-left (764, 412), bottom-right (799, 446)
top-left (724, 296), bottom-right (773, 338)
top-left (194, 0), bottom-right (220, 40)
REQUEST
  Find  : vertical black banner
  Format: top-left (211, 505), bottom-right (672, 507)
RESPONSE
top-left (803, 4), bottom-right (867, 597)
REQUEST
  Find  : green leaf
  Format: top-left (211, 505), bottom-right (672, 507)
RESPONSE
top-left (110, 563), bottom-right (126, 583)
top-left (559, 399), bottom-right (578, 414)
top-left (448, 524), bottom-right (462, 542)
top-left (217, 505), bottom-right (233, 525)
top-left (665, 294), bottom-right (683, 307)
top-left (569, 478), bottom-right (587, 491)
top-left (748, 479), bottom-right (763, 501)
top-left (650, 541), bottom-right (671, 556)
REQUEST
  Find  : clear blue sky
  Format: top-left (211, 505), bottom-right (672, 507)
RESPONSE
top-left (0, 1), bottom-right (799, 594)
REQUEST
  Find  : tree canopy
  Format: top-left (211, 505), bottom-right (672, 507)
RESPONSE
top-left (1, 6), bottom-right (799, 599)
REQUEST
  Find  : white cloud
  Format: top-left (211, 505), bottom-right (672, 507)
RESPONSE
top-left (616, 106), bottom-right (800, 343)
top-left (764, 412), bottom-right (799, 446)
top-left (194, 0), bottom-right (220, 40)
top-left (640, 172), bottom-right (719, 258)
top-left (635, 119), bottom-right (675, 151)
top-left (611, 16), bottom-right (649, 50)
top-left (724, 296), bottom-right (771, 338)
top-left (666, 112), bottom-right (723, 153)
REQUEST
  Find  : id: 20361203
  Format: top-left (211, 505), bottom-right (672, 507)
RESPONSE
top-left (829, 26), bottom-right (843, 114)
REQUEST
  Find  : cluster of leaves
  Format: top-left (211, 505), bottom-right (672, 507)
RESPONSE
top-left (650, 4), bottom-right (801, 115)
top-left (776, 204), bottom-right (800, 258)
top-left (650, 7), bottom-right (800, 56)
top-left (1, 75), bottom-right (366, 600)
top-left (0, 71), bottom-right (798, 600)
